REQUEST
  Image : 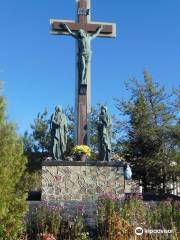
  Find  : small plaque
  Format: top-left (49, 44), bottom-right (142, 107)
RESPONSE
top-left (78, 8), bottom-right (89, 15)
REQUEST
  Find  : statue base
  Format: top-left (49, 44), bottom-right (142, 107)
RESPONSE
top-left (42, 160), bottom-right (125, 202)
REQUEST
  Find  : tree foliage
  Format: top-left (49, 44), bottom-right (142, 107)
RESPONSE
top-left (30, 109), bottom-right (51, 153)
top-left (115, 71), bottom-right (180, 192)
top-left (0, 83), bottom-right (27, 239)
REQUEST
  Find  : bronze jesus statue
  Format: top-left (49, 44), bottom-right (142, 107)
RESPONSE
top-left (62, 23), bottom-right (103, 85)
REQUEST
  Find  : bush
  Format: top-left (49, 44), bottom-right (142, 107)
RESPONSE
top-left (25, 202), bottom-right (90, 240)
top-left (96, 196), bottom-right (179, 240)
top-left (0, 86), bottom-right (28, 239)
top-left (24, 198), bottom-right (179, 240)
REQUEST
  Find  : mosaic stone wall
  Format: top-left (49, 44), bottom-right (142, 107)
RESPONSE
top-left (42, 161), bottom-right (124, 201)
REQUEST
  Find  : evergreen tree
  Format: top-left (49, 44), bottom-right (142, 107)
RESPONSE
top-left (30, 109), bottom-right (51, 153)
top-left (0, 82), bottom-right (27, 239)
top-left (115, 71), bottom-right (180, 192)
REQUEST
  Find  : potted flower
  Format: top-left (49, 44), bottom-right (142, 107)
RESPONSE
top-left (72, 145), bottom-right (91, 162)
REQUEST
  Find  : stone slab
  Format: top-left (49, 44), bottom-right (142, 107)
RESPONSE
top-left (42, 161), bottom-right (124, 201)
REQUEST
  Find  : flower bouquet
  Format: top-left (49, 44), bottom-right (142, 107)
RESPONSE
top-left (72, 145), bottom-right (91, 161)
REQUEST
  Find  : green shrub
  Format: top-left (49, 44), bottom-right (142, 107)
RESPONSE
top-left (0, 85), bottom-right (28, 239)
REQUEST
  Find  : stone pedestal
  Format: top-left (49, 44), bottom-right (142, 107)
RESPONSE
top-left (42, 161), bottom-right (124, 202)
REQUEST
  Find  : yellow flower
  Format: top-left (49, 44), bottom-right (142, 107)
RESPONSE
top-left (72, 145), bottom-right (91, 157)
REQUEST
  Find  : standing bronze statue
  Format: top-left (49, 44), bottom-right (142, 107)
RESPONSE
top-left (51, 105), bottom-right (68, 160)
top-left (62, 23), bottom-right (103, 85)
top-left (98, 106), bottom-right (112, 161)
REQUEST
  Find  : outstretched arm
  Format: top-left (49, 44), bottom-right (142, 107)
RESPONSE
top-left (61, 23), bottom-right (77, 39)
top-left (91, 25), bottom-right (103, 40)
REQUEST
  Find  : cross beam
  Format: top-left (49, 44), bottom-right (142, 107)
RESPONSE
top-left (50, 0), bottom-right (116, 146)
top-left (51, 21), bottom-right (116, 38)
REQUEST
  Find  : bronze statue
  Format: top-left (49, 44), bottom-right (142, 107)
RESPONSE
top-left (98, 106), bottom-right (112, 161)
top-left (62, 23), bottom-right (103, 85)
top-left (51, 105), bottom-right (68, 160)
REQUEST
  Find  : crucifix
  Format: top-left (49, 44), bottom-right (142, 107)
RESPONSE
top-left (50, 0), bottom-right (116, 145)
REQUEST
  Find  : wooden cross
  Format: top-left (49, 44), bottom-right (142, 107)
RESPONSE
top-left (50, 0), bottom-right (116, 146)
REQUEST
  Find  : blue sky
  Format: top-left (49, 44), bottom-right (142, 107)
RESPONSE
top-left (0, 0), bottom-right (179, 134)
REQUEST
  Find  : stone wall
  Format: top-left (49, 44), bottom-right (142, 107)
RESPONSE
top-left (42, 161), bottom-right (124, 202)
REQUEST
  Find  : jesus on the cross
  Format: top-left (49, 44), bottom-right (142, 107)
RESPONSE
top-left (62, 23), bottom-right (103, 85)
top-left (50, 0), bottom-right (116, 145)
